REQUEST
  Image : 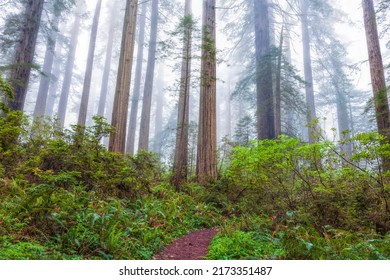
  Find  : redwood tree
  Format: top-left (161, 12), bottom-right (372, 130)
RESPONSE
top-left (109, 0), bottom-right (138, 154)
top-left (138, 0), bottom-right (159, 152)
top-left (57, 13), bottom-right (81, 128)
top-left (126, 1), bottom-right (148, 155)
top-left (33, 16), bottom-right (60, 117)
top-left (362, 0), bottom-right (390, 170)
top-left (97, 1), bottom-right (119, 118)
top-left (77, 0), bottom-right (102, 127)
top-left (254, 0), bottom-right (275, 140)
top-left (171, 0), bottom-right (193, 189)
top-left (300, 0), bottom-right (317, 143)
top-left (8, 0), bottom-right (45, 111)
top-left (196, 0), bottom-right (217, 184)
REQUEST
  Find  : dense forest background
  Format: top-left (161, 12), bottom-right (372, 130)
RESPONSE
top-left (0, 0), bottom-right (389, 260)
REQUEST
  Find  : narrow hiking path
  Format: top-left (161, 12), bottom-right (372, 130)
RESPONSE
top-left (153, 228), bottom-right (219, 260)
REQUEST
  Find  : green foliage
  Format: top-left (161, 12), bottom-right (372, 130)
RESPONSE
top-left (0, 115), bottom-right (225, 259)
top-left (220, 133), bottom-right (390, 232)
top-left (1, 107), bottom-right (390, 260)
top-left (0, 179), bottom-right (222, 260)
top-left (207, 214), bottom-right (390, 260)
top-left (0, 72), bottom-right (13, 113)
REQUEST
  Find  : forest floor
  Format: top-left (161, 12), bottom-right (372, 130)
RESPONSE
top-left (153, 228), bottom-right (219, 260)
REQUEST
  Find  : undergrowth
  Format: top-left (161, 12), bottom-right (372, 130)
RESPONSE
top-left (207, 214), bottom-right (390, 260)
top-left (0, 102), bottom-right (389, 259)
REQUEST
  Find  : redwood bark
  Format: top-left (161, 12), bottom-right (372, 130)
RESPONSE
top-left (109, 0), bottom-right (138, 154)
top-left (8, 0), bottom-right (45, 111)
top-left (362, 0), bottom-right (390, 137)
top-left (196, 0), bottom-right (217, 184)
top-left (171, 0), bottom-right (193, 189)
top-left (126, 1), bottom-right (148, 155)
top-left (254, 0), bottom-right (275, 140)
top-left (33, 16), bottom-right (59, 117)
top-left (138, 0), bottom-right (159, 152)
top-left (362, 0), bottom-right (390, 170)
top-left (275, 26), bottom-right (283, 137)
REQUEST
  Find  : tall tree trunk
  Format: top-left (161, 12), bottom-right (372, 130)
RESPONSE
top-left (138, 0), bottom-right (159, 152)
top-left (300, 0), bottom-right (317, 143)
top-left (196, 0), bottom-right (217, 184)
top-left (109, 0), bottom-right (138, 154)
top-left (284, 25), bottom-right (294, 136)
top-left (126, 1), bottom-right (148, 155)
top-left (97, 1), bottom-right (118, 117)
top-left (362, 0), bottom-right (390, 171)
top-left (45, 43), bottom-right (62, 117)
top-left (254, 0), bottom-right (275, 140)
top-left (153, 67), bottom-right (164, 155)
top-left (57, 14), bottom-right (81, 128)
top-left (275, 26), bottom-right (284, 137)
top-left (77, 0), bottom-right (102, 127)
top-left (33, 16), bottom-right (60, 117)
top-left (171, 0), bottom-right (193, 189)
top-left (8, 0), bottom-right (45, 111)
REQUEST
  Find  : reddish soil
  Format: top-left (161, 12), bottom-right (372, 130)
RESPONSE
top-left (153, 228), bottom-right (219, 260)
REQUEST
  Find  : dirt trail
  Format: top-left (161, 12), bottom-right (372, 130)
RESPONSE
top-left (153, 228), bottom-right (219, 260)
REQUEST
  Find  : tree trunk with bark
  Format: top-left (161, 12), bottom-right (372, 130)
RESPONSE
top-left (8, 0), bottom-right (45, 111)
top-left (33, 16), bottom-right (59, 117)
top-left (362, 0), bottom-right (390, 170)
top-left (138, 0), bottom-right (159, 152)
top-left (275, 26), bottom-right (284, 137)
top-left (171, 0), bottom-right (193, 189)
top-left (45, 43), bottom-right (62, 117)
top-left (196, 0), bottom-right (217, 184)
top-left (109, 0), bottom-right (138, 154)
top-left (284, 25), bottom-right (294, 136)
top-left (97, 1), bottom-right (118, 118)
top-left (254, 0), bottom-right (275, 140)
top-left (126, 1), bottom-right (148, 155)
top-left (77, 0), bottom-right (102, 127)
top-left (300, 0), bottom-right (317, 143)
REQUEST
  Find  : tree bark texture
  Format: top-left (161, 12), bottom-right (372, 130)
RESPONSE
top-left (275, 26), bottom-right (283, 137)
top-left (362, 0), bottom-right (390, 171)
top-left (300, 0), bottom-right (317, 143)
top-left (8, 0), bottom-right (45, 111)
top-left (33, 16), bottom-right (59, 117)
top-left (109, 0), bottom-right (138, 154)
top-left (126, 1), bottom-right (148, 155)
top-left (171, 0), bottom-right (193, 189)
top-left (138, 0), bottom-right (159, 152)
top-left (284, 26), bottom-right (294, 136)
top-left (78, 0), bottom-right (102, 127)
top-left (196, 0), bottom-right (217, 184)
top-left (254, 0), bottom-right (275, 140)
top-left (362, 0), bottom-right (390, 139)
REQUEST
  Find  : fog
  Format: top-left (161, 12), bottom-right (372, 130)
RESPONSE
top-left (1, 0), bottom-right (389, 163)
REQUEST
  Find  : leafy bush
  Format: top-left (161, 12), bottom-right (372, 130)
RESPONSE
top-left (222, 134), bottom-right (390, 233)
top-left (207, 214), bottom-right (390, 260)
